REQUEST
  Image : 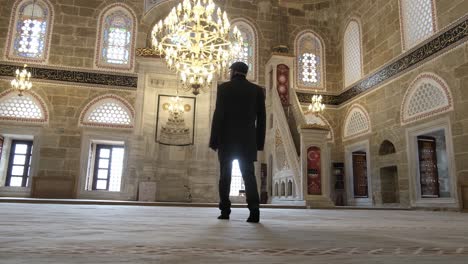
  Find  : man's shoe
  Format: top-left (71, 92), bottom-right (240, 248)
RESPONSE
top-left (218, 214), bottom-right (229, 220)
top-left (246, 210), bottom-right (259, 223)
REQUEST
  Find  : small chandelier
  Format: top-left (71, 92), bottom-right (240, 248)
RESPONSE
top-left (152, 0), bottom-right (243, 95)
top-left (11, 64), bottom-right (32, 96)
top-left (168, 95), bottom-right (186, 116)
top-left (308, 92), bottom-right (325, 115)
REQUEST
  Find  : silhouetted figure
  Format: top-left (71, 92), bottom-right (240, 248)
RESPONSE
top-left (209, 61), bottom-right (266, 223)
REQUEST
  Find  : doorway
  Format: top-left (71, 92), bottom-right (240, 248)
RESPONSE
top-left (380, 166), bottom-right (399, 203)
top-left (352, 151), bottom-right (368, 198)
top-left (416, 130), bottom-right (451, 198)
top-left (406, 118), bottom-right (458, 208)
top-left (345, 140), bottom-right (372, 206)
top-left (417, 136), bottom-right (440, 197)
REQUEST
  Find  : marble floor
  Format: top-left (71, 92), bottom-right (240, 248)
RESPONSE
top-left (0, 203), bottom-right (467, 264)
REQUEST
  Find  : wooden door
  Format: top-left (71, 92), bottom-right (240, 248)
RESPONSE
top-left (417, 136), bottom-right (440, 198)
top-left (352, 152), bottom-right (368, 198)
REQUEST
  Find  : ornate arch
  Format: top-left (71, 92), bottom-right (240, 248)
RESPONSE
top-left (79, 94), bottom-right (135, 129)
top-left (343, 104), bottom-right (371, 140)
top-left (343, 18), bottom-right (363, 88)
top-left (400, 72), bottom-right (453, 125)
top-left (304, 112), bottom-right (334, 142)
top-left (95, 3), bottom-right (138, 71)
top-left (294, 30), bottom-right (326, 90)
top-left (0, 89), bottom-right (49, 123)
top-left (5, 0), bottom-right (55, 64)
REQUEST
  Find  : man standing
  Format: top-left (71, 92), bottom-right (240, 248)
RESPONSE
top-left (209, 61), bottom-right (266, 223)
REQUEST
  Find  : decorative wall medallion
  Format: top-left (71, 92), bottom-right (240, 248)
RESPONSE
top-left (277, 64), bottom-right (289, 106)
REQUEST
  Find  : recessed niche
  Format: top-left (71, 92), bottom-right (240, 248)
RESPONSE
top-left (380, 166), bottom-right (399, 204)
top-left (379, 140), bottom-right (396, 156)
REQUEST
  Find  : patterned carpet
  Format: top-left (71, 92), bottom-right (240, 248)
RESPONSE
top-left (0, 203), bottom-right (467, 263)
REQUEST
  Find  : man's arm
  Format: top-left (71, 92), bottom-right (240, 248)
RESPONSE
top-left (209, 86), bottom-right (224, 150)
top-left (256, 87), bottom-right (266, 151)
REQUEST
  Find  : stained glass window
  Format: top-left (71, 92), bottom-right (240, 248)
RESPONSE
top-left (230, 21), bottom-right (257, 81)
top-left (10, 0), bottom-right (51, 60)
top-left (97, 5), bottom-right (135, 70)
top-left (102, 10), bottom-right (132, 65)
top-left (296, 32), bottom-right (324, 89)
top-left (400, 0), bottom-right (436, 50)
top-left (344, 20), bottom-right (363, 88)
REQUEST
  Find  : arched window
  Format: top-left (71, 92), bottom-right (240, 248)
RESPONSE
top-left (399, 0), bottom-right (437, 50)
top-left (401, 73), bottom-right (453, 125)
top-left (79, 94), bottom-right (134, 129)
top-left (281, 181), bottom-right (286, 196)
top-left (344, 19), bottom-right (363, 88)
top-left (6, 0), bottom-right (54, 63)
top-left (95, 4), bottom-right (136, 71)
top-left (0, 89), bottom-right (48, 123)
top-left (230, 19), bottom-right (258, 82)
top-left (287, 180), bottom-right (293, 197)
top-left (343, 104), bottom-right (371, 140)
top-left (295, 31), bottom-right (325, 90)
top-left (274, 182), bottom-right (279, 197)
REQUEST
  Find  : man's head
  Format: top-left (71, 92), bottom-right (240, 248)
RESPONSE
top-left (229, 61), bottom-right (249, 79)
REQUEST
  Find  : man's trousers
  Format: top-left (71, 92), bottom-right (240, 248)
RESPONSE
top-left (218, 158), bottom-right (260, 213)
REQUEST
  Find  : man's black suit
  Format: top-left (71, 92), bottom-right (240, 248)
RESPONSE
top-left (209, 74), bottom-right (266, 215)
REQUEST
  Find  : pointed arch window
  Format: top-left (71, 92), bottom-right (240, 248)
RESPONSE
top-left (399, 0), bottom-right (437, 50)
top-left (344, 20), bottom-right (363, 88)
top-left (295, 31), bottom-right (325, 90)
top-left (6, 0), bottom-right (54, 62)
top-left (230, 19), bottom-right (258, 82)
top-left (96, 4), bottom-right (136, 71)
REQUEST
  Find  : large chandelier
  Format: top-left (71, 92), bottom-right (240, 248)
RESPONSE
top-left (152, 0), bottom-right (243, 95)
top-left (308, 92), bottom-right (325, 115)
top-left (11, 64), bottom-right (32, 96)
